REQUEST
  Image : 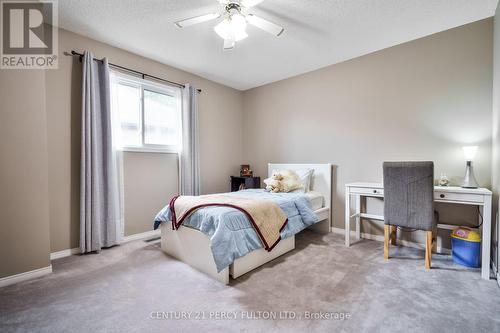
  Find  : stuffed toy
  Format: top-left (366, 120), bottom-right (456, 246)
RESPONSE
top-left (279, 170), bottom-right (303, 192)
top-left (264, 172), bottom-right (284, 192)
top-left (263, 171), bottom-right (303, 193)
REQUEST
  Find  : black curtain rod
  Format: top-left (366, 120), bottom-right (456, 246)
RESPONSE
top-left (65, 50), bottom-right (201, 93)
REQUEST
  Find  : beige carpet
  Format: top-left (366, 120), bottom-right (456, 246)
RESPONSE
top-left (1, 230), bottom-right (499, 333)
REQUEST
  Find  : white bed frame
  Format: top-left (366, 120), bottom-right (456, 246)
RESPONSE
top-left (161, 163), bottom-right (332, 284)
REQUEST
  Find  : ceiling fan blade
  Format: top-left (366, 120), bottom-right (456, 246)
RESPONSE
top-left (246, 14), bottom-right (284, 36)
top-left (223, 39), bottom-right (235, 50)
top-left (223, 37), bottom-right (235, 50)
top-left (175, 13), bottom-right (220, 28)
top-left (241, 0), bottom-right (265, 7)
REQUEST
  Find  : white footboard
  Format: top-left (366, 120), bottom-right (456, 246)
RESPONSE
top-left (161, 223), bottom-right (230, 284)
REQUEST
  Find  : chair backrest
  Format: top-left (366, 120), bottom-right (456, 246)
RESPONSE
top-left (383, 161), bottom-right (434, 231)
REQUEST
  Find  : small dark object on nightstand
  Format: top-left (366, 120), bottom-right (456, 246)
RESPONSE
top-left (240, 164), bottom-right (253, 177)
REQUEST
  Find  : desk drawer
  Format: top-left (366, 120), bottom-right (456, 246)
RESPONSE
top-left (350, 187), bottom-right (384, 196)
top-left (434, 191), bottom-right (483, 203)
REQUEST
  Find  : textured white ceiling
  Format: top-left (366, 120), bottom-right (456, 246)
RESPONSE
top-left (58, 0), bottom-right (498, 90)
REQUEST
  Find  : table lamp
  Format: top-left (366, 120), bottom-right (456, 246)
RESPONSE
top-left (462, 146), bottom-right (479, 188)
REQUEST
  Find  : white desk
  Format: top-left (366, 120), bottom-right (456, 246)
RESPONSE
top-left (345, 182), bottom-right (492, 280)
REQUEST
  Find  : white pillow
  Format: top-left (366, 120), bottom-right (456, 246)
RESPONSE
top-left (294, 168), bottom-right (314, 192)
top-left (272, 168), bottom-right (313, 193)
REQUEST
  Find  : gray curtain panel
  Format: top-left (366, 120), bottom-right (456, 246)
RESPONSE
top-left (179, 84), bottom-right (201, 196)
top-left (80, 51), bottom-right (122, 253)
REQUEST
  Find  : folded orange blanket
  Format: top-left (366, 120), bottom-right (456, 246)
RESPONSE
top-left (169, 194), bottom-right (288, 251)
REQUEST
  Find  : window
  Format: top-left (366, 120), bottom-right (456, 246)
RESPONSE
top-left (110, 71), bottom-right (182, 153)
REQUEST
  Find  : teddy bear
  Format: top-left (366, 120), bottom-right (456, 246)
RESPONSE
top-left (264, 170), bottom-right (304, 193)
top-left (279, 170), bottom-right (303, 192)
top-left (264, 172), bottom-right (284, 192)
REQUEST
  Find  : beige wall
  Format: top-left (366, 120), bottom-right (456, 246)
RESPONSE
top-left (243, 19), bottom-right (493, 242)
top-left (0, 70), bottom-right (51, 278)
top-left (123, 152), bottom-right (178, 236)
top-left (45, 29), bottom-right (244, 252)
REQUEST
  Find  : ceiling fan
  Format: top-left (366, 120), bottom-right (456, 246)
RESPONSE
top-left (175, 0), bottom-right (284, 50)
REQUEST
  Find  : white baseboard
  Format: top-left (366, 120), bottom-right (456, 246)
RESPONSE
top-left (333, 227), bottom-right (385, 241)
top-left (121, 229), bottom-right (161, 243)
top-left (332, 227), bottom-right (452, 254)
top-left (49, 230), bottom-right (161, 261)
top-left (0, 265), bottom-right (52, 288)
top-left (50, 248), bottom-right (80, 260)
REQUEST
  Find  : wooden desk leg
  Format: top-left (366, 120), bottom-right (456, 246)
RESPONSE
top-left (355, 194), bottom-right (361, 241)
top-left (481, 198), bottom-right (492, 280)
top-left (390, 225), bottom-right (397, 246)
top-left (345, 187), bottom-right (351, 247)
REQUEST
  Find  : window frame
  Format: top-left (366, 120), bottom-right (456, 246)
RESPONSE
top-left (111, 70), bottom-right (182, 154)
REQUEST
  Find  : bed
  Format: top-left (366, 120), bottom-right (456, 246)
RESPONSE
top-left (155, 163), bottom-right (332, 284)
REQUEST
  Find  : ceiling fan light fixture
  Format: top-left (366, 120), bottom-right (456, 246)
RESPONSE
top-left (214, 14), bottom-right (248, 42)
top-left (176, 0), bottom-right (283, 50)
top-left (231, 12), bottom-right (247, 32)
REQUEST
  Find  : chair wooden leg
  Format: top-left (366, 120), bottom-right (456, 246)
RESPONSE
top-left (390, 225), bottom-right (397, 246)
top-left (384, 225), bottom-right (390, 260)
top-left (432, 229), bottom-right (437, 253)
top-left (425, 231), bottom-right (432, 270)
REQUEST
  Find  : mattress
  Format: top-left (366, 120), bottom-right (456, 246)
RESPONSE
top-left (306, 191), bottom-right (324, 210)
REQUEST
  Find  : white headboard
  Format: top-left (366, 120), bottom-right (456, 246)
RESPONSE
top-left (268, 163), bottom-right (332, 209)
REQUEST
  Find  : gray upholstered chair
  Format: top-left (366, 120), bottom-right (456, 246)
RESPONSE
top-left (383, 161), bottom-right (436, 270)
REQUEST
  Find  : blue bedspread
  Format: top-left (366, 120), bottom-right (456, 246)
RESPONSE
top-left (153, 189), bottom-right (319, 272)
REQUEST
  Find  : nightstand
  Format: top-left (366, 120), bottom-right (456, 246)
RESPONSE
top-left (230, 176), bottom-right (261, 192)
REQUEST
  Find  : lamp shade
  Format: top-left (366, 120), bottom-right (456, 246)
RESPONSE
top-left (214, 14), bottom-right (248, 42)
top-left (462, 146), bottom-right (478, 161)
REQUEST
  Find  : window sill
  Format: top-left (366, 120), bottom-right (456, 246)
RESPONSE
top-left (122, 147), bottom-right (179, 154)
